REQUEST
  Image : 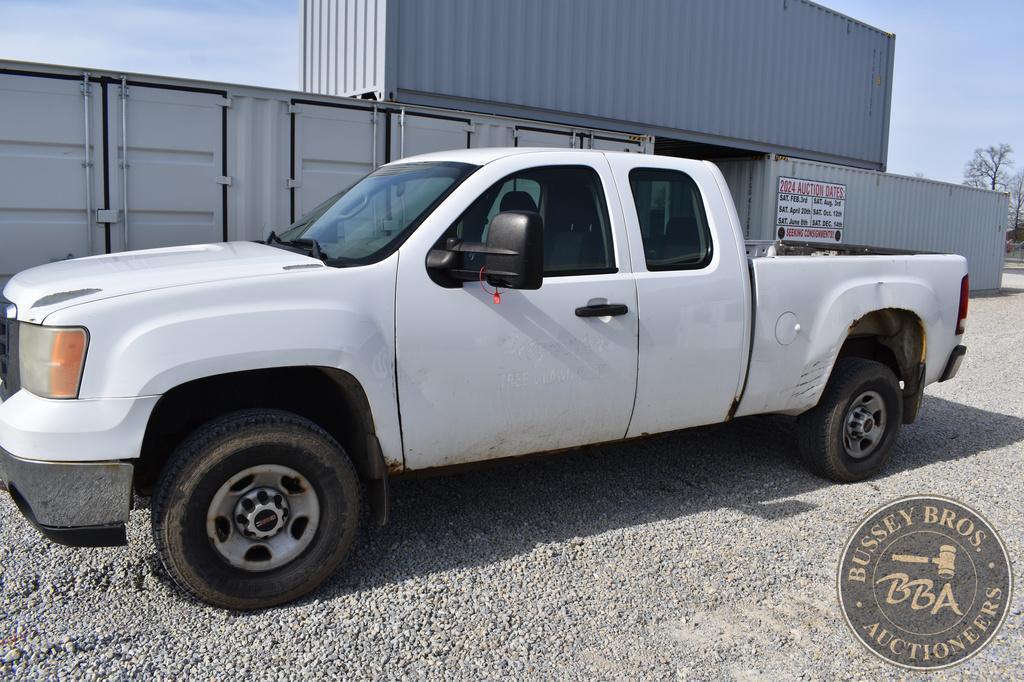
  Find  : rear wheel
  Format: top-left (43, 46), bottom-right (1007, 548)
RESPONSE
top-left (796, 358), bottom-right (903, 482)
top-left (152, 409), bottom-right (361, 609)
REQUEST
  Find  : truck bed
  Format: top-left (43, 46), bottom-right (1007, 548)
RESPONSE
top-left (735, 245), bottom-right (967, 419)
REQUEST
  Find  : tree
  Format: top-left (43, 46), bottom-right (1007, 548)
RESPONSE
top-left (1009, 170), bottom-right (1024, 241)
top-left (963, 143), bottom-right (1013, 190)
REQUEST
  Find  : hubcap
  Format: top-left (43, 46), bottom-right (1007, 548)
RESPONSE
top-left (843, 390), bottom-right (886, 460)
top-left (234, 487), bottom-right (290, 539)
top-left (207, 464), bottom-right (320, 572)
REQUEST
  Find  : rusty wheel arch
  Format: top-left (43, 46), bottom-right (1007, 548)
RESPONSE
top-left (837, 308), bottom-right (927, 424)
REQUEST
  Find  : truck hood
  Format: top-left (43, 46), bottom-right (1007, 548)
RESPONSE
top-left (3, 242), bottom-right (323, 322)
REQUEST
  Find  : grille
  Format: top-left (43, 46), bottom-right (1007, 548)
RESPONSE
top-left (0, 300), bottom-right (18, 398)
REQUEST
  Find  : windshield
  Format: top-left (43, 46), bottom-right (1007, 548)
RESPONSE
top-left (278, 161), bottom-right (476, 265)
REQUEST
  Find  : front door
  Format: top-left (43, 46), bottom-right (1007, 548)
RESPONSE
top-left (395, 152), bottom-right (638, 470)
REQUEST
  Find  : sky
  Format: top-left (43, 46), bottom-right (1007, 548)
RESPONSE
top-left (0, 0), bottom-right (1020, 184)
top-left (825, 0), bottom-right (1023, 183)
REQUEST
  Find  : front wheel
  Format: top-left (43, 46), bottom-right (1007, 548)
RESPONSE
top-left (152, 409), bottom-right (361, 609)
top-left (796, 358), bottom-right (903, 482)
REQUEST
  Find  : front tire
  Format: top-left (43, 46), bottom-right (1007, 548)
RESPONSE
top-left (796, 358), bottom-right (903, 482)
top-left (152, 409), bottom-right (361, 609)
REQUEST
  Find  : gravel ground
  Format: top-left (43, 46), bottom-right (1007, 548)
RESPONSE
top-left (2, 272), bottom-right (1022, 680)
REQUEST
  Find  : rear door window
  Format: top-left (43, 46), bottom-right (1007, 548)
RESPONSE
top-left (628, 168), bottom-right (713, 270)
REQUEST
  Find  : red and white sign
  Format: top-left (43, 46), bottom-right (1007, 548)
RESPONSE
top-left (775, 176), bottom-right (845, 243)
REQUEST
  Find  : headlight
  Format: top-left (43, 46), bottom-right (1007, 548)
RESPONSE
top-left (19, 324), bottom-right (89, 399)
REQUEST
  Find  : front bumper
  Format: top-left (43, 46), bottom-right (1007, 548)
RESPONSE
top-left (0, 389), bottom-right (156, 547)
top-left (0, 445), bottom-right (132, 546)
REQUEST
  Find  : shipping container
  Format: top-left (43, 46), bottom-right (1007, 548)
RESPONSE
top-left (717, 156), bottom-right (1009, 291)
top-left (0, 60), bottom-right (650, 284)
top-left (302, 0), bottom-right (895, 170)
top-left (0, 61), bottom-right (1005, 293)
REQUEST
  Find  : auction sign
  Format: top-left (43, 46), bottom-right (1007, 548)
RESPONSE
top-left (775, 176), bottom-right (845, 243)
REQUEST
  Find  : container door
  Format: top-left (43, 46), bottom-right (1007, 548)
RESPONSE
top-left (0, 73), bottom-right (102, 281)
top-left (290, 102), bottom-right (382, 221)
top-left (514, 126), bottom-right (579, 149)
top-left (390, 111), bottom-right (471, 161)
top-left (105, 83), bottom-right (226, 252)
top-left (587, 134), bottom-right (646, 154)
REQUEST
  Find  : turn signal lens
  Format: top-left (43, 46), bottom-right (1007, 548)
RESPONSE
top-left (19, 324), bottom-right (89, 399)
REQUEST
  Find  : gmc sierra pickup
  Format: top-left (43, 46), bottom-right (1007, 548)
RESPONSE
top-left (0, 148), bottom-right (968, 608)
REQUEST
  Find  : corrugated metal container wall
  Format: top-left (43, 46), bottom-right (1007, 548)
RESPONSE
top-left (303, 0), bottom-right (895, 170)
top-left (301, 0), bottom-right (386, 98)
top-left (0, 61), bottom-right (650, 284)
top-left (717, 157), bottom-right (1009, 291)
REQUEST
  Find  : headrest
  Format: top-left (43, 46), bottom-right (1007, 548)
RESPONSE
top-left (500, 190), bottom-right (538, 213)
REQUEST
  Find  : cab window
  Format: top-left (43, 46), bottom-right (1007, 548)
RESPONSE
top-left (629, 168), bottom-right (713, 270)
top-left (445, 166), bottom-right (615, 276)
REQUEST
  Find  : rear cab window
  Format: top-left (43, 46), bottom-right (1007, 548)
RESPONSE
top-left (628, 168), bottom-right (713, 270)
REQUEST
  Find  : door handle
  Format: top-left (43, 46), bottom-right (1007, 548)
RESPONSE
top-left (575, 303), bottom-right (629, 318)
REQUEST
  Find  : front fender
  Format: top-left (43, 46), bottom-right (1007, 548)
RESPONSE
top-left (42, 260), bottom-right (402, 462)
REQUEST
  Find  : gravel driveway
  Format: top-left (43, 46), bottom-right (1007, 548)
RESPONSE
top-left (2, 272), bottom-right (1022, 680)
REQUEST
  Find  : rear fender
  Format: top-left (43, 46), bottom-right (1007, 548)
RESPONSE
top-left (735, 255), bottom-right (963, 418)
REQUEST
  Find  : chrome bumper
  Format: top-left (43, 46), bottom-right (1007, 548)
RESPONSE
top-left (0, 445), bottom-right (132, 547)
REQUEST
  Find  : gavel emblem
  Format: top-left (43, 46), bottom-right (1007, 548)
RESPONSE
top-left (891, 545), bottom-right (957, 579)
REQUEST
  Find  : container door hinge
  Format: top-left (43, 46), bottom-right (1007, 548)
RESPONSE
top-left (286, 178), bottom-right (301, 189)
top-left (288, 104), bottom-right (300, 114)
top-left (217, 97), bottom-right (232, 107)
top-left (215, 175), bottom-right (232, 186)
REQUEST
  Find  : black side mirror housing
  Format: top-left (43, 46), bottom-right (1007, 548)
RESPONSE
top-left (484, 211), bottom-right (544, 290)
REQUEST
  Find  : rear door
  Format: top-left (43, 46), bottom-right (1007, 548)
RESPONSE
top-left (395, 151), bottom-right (639, 469)
top-left (605, 154), bottom-right (749, 436)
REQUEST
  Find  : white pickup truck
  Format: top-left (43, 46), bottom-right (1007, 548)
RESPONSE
top-left (0, 149), bottom-right (968, 608)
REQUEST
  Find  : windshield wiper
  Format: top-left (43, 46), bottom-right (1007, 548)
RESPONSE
top-left (265, 231), bottom-right (325, 261)
top-left (290, 237), bottom-right (323, 260)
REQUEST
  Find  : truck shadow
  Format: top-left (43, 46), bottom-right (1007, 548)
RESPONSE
top-left (317, 394), bottom-right (1024, 599)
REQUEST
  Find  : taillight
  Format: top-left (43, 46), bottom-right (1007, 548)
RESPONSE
top-left (956, 274), bottom-right (969, 335)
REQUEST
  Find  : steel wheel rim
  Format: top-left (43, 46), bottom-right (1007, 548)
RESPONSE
top-left (842, 390), bottom-right (886, 460)
top-left (206, 464), bottom-right (321, 572)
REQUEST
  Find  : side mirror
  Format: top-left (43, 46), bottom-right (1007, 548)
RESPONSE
top-left (484, 211), bottom-right (544, 290)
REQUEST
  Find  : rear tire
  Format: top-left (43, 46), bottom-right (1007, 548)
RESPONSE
top-left (152, 409), bottom-right (361, 609)
top-left (796, 358), bottom-right (902, 482)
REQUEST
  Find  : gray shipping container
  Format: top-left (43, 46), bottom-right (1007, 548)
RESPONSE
top-left (717, 156), bottom-right (1009, 291)
top-left (0, 60), bottom-right (649, 284)
top-left (302, 0), bottom-right (895, 170)
top-left (0, 62), bottom-right (1003, 293)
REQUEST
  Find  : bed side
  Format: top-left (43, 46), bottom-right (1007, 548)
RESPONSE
top-left (735, 253), bottom-right (967, 418)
